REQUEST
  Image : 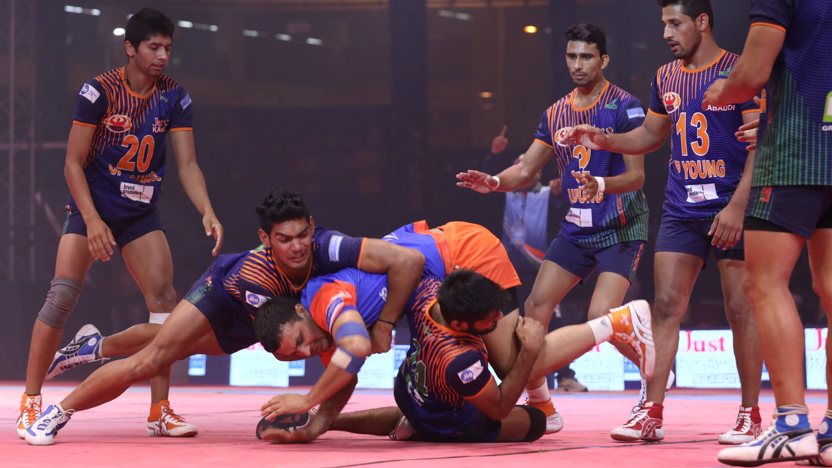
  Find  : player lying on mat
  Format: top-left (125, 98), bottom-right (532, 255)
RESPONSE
top-left (24, 188), bottom-right (425, 446)
top-left (252, 269), bottom-right (655, 444)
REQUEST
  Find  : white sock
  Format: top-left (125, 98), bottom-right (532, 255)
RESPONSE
top-left (96, 336), bottom-right (105, 359)
top-left (525, 381), bottom-right (550, 404)
top-left (587, 315), bottom-right (614, 345)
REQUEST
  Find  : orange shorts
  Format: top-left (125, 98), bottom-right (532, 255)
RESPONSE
top-left (413, 220), bottom-right (521, 290)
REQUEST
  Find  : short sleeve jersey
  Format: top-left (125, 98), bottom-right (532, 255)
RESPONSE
top-left (401, 277), bottom-right (492, 416)
top-left (749, 0), bottom-right (832, 187)
top-left (533, 82), bottom-right (649, 249)
top-left (648, 51), bottom-right (760, 221)
top-left (70, 67), bottom-right (193, 220)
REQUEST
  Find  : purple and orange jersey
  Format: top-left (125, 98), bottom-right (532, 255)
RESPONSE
top-left (649, 51), bottom-right (760, 222)
top-left (70, 67), bottom-right (193, 221)
top-left (534, 82), bottom-right (649, 249)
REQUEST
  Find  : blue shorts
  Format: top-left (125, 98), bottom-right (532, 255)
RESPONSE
top-left (393, 367), bottom-right (501, 443)
top-left (745, 186), bottom-right (832, 239)
top-left (543, 236), bottom-right (644, 283)
top-left (61, 206), bottom-right (164, 249)
top-left (184, 268), bottom-right (258, 355)
top-left (655, 219), bottom-right (744, 266)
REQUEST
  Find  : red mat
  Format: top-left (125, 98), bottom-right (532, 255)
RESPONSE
top-left (3, 383), bottom-right (827, 468)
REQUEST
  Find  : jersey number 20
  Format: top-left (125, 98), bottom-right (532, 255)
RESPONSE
top-left (117, 135), bottom-right (155, 172)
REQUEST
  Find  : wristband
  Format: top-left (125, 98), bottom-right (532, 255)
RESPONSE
top-left (490, 176), bottom-right (501, 191)
top-left (334, 321), bottom-right (370, 343)
top-left (595, 176), bottom-right (606, 194)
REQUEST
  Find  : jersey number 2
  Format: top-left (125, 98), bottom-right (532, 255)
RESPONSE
top-left (117, 135), bottom-right (155, 172)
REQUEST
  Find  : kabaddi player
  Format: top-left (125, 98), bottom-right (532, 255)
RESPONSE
top-left (16, 9), bottom-right (225, 439)
top-left (23, 188), bottom-right (425, 445)
top-left (456, 23), bottom-right (650, 432)
top-left (253, 267), bottom-right (654, 444)
top-left (699, 0), bottom-right (832, 465)
top-left (567, 0), bottom-right (764, 444)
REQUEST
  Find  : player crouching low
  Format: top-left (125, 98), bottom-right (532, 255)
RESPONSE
top-left (253, 270), bottom-right (655, 444)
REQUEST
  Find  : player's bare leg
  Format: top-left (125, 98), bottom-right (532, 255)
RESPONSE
top-left (807, 230), bottom-right (832, 410)
top-left (328, 407), bottom-right (404, 436)
top-left (99, 323), bottom-right (161, 357)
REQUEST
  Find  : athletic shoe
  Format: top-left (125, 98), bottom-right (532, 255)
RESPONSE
top-left (628, 370), bottom-right (675, 419)
top-left (797, 418), bottom-right (832, 466)
top-left (46, 324), bottom-right (105, 380)
top-left (719, 407), bottom-right (763, 445)
top-left (526, 398), bottom-right (564, 434)
top-left (147, 400), bottom-right (198, 437)
top-left (389, 415), bottom-right (416, 441)
top-left (610, 300), bottom-right (655, 380)
top-left (555, 377), bottom-right (588, 392)
top-left (718, 413), bottom-right (817, 466)
top-left (611, 401), bottom-right (664, 442)
top-left (16, 393), bottom-right (41, 438)
top-left (24, 404), bottom-right (73, 446)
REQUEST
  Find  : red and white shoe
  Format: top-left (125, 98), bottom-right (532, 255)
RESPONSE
top-left (147, 400), bottom-right (198, 437)
top-left (611, 401), bottom-right (664, 442)
top-left (16, 393), bottom-right (41, 438)
top-left (718, 406), bottom-right (762, 445)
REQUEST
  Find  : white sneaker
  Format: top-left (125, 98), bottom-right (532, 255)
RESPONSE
top-left (611, 401), bottom-right (664, 442)
top-left (147, 400), bottom-right (198, 437)
top-left (24, 404), bottom-right (73, 446)
top-left (628, 370), bottom-right (675, 419)
top-left (389, 415), bottom-right (416, 441)
top-left (16, 393), bottom-right (41, 439)
top-left (719, 407), bottom-right (763, 445)
top-left (609, 300), bottom-right (655, 380)
top-left (526, 398), bottom-right (563, 434)
top-left (46, 324), bottom-right (106, 380)
top-left (718, 414), bottom-right (818, 466)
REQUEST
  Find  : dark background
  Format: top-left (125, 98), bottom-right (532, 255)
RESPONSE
top-left (0, 0), bottom-right (822, 380)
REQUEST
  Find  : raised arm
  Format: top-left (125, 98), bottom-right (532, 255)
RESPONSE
top-left (456, 141), bottom-right (554, 194)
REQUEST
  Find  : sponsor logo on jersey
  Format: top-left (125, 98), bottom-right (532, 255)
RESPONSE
top-left (760, 187), bottom-right (772, 203)
top-left (180, 93), bottom-right (193, 110)
top-left (79, 84), bottom-right (100, 104)
top-left (662, 92), bottom-right (682, 114)
top-left (104, 114), bottom-right (132, 133)
top-left (554, 127), bottom-right (572, 147)
top-left (329, 235), bottom-right (343, 262)
top-left (152, 118), bottom-right (169, 133)
top-left (605, 99), bottom-right (619, 110)
top-left (705, 104), bottom-right (736, 112)
top-left (245, 291), bottom-right (269, 308)
top-left (379, 287), bottom-right (388, 302)
top-left (824, 91), bottom-right (832, 123)
top-left (718, 67), bottom-right (732, 78)
top-left (457, 360), bottom-right (484, 384)
top-left (628, 107), bottom-right (646, 119)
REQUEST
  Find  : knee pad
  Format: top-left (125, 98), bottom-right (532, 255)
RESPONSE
top-left (37, 277), bottom-right (83, 329)
top-left (148, 312), bottom-right (170, 325)
top-left (519, 405), bottom-right (547, 442)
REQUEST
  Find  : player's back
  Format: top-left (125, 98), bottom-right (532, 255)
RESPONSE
top-left (751, 0), bottom-right (832, 186)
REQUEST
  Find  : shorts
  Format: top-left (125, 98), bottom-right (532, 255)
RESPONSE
top-left (184, 268), bottom-right (257, 355)
top-left (544, 236), bottom-right (644, 283)
top-left (393, 368), bottom-right (501, 443)
top-left (415, 221), bottom-right (521, 290)
top-left (745, 185), bottom-right (832, 239)
top-left (655, 219), bottom-right (744, 266)
top-left (61, 206), bottom-right (164, 249)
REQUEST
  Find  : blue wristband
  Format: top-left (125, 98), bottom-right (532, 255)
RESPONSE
top-left (334, 321), bottom-right (370, 343)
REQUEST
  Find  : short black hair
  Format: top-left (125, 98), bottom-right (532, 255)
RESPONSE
top-left (254, 297), bottom-right (304, 353)
top-left (437, 270), bottom-right (505, 327)
top-left (125, 8), bottom-right (175, 51)
top-left (255, 188), bottom-right (311, 234)
top-left (658, 0), bottom-right (714, 29)
top-left (565, 23), bottom-right (607, 57)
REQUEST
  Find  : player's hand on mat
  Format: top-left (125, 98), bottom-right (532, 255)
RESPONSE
top-left (261, 394), bottom-right (311, 421)
top-left (491, 126), bottom-right (509, 154)
top-left (549, 177), bottom-right (563, 195)
top-left (565, 125), bottom-right (608, 150)
top-left (515, 316), bottom-right (545, 352)
top-left (456, 170), bottom-right (500, 193)
top-left (702, 78), bottom-right (727, 110)
top-left (86, 216), bottom-right (116, 262)
top-left (202, 211), bottom-right (224, 256)
top-left (736, 119), bottom-right (759, 151)
top-left (571, 171), bottom-right (598, 199)
top-left (369, 321), bottom-right (394, 354)
top-left (709, 203), bottom-right (744, 250)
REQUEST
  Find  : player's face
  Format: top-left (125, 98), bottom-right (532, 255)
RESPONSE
top-left (261, 218), bottom-right (314, 273)
top-left (126, 34), bottom-right (172, 77)
top-left (661, 5), bottom-right (702, 59)
top-left (275, 307), bottom-right (331, 359)
top-left (565, 41), bottom-right (607, 87)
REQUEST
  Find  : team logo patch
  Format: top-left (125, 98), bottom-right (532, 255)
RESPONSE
top-left (554, 127), bottom-right (573, 147)
top-left (627, 107), bottom-right (645, 119)
top-left (180, 93), bottom-right (193, 110)
top-left (457, 360), bottom-right (485, 384)
top-left (79, 84), bottom-right (100, 104)
top-left (245, 291), bottom-right (269, 308)
top-left (328, 235), bottom-right (343, 262)
top-left (662, 92), bottom-right (682, 114)
top-left (104, 114), bottom-right (132, 133)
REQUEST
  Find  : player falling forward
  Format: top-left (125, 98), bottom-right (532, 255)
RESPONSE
top-left (253, 269), bottom-right (654, 444)
top-left (23, 188), bottom-right (425, 446)
top-left (456, 23), bottom-right (650, 428)
top-left (17, 8), bottom-right (224, 439)
top-left (700, 0), bottom-right (832, 465)
top-left (567, 0), bottom-right (763, 444)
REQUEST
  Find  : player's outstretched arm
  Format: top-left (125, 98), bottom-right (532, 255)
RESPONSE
top-left (65, 123), bottom-right (117, 262)
top-left (261, 311), bottom-right (370, 420)
top-left (456, 141), bottom-right (554, 194)
top-left (467, 317), bottom-right (544, 421)
top-left (568, 113), bottom-right (670, 156)
top-left (702, 25), bottom-right (785, 109)
top-left (170, 130), bottom-right (224, 256)
top-left (571, 153), bottom-right (645, 200)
